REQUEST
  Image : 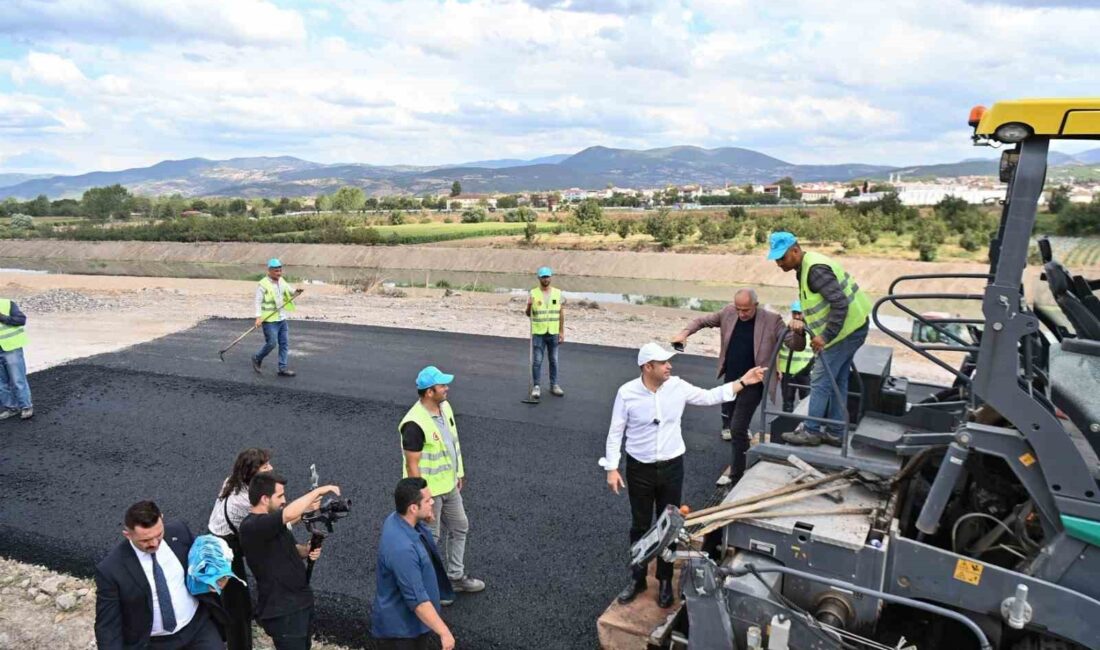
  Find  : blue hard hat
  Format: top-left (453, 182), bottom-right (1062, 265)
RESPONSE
top-left (791, 300), bottom-right (802, 313)
top-left (766, 232), bottom-right (797, 261)
top-left (416, 365), bottom-right (455, 390)
top-left (537, 266), bottom-right (553, 277)
top-left (267, 258), bottom-right (283, 268)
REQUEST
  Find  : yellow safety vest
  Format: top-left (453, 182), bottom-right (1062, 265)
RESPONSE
top-left (529, 287), bottom-right (562, 336)
top-left (798, 251), bottom-right (871, 349)
top-left (780, 338), bottom-right (813, 375)
top-left (0, 299), bottom-right (28, 352)
top-left (399, 401), bottom-right (464, 497)
top-left (259, 277), bottom-right (296, 323)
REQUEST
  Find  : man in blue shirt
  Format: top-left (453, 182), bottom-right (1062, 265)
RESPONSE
top-left (371, 478), bottom-right (456, 650)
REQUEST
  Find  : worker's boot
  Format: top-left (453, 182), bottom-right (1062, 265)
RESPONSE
top-left (530, 385), bottom-right (541, 400)
top-left (252, 357), bottom-right (262, 374)
top-left (657, 579), bottom-right (674, 608)
top-left (551, 384), bottom-right (565, 397)
top-left (781, 424), bottom-right (822, 446)
top-left (278, 369), bottom-right (296, 377)
top-left (821, 434), bottom-right (843, 447)
top-left (720, 428), bottom-right (732, 441)
top-left (19, 408), bottom-right (33, 420)
top-left (0, 409), bottom-right (18, 421)
top-left (616, 577), bottom-right (647, 604)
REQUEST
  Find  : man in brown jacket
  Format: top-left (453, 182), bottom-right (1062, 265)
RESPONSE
top-left (671, 288), bottom-right (804, 486)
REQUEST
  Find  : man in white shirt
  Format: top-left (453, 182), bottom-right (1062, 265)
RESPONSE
top-left (95, 500), bottom-right (225, 649)
top-left (601, 342), bottom-right (765, 608)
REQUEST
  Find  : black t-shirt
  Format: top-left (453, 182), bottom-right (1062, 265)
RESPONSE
top-left (239, 511), bottom-right (313, 619)
top-left (724, 315), bottom-right (756, 381)
top-left (401, 422), bottom-right (426, 451)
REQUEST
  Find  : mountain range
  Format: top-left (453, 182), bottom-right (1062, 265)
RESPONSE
top-left (2, 145), bottom-right (1098, 200)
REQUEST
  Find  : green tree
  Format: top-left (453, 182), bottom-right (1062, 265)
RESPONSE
top-left (697, 218), bottom-right (724, 244)
top-left (190, 199), bottom-right (209, 211)
top-left (1048, 185), bottom-right (1071, 214)
top-left (461, 207), bottom-right (487, 223)
top-left (330, 186), bottom-right (366, 213)
top-left (504, 206), bottom-right (537, 223)
top-left (496, 194), bottom-right (519, 209)
top-left (570, 199), bottom-right (606, 235)
top-left (523, 220), bottom-right (538, 243)
top-left (911, 217), bottom-right (948, 261)
top-left (81, 184), bottom-right (132, 220)
top-left (27, 194), bottom-right (51, 217)
top-left (643, 208), bottom-right (679, 248)
top-left (228, 199), bottom-right (248, 215)
top-left (450, 181), bottom-right (462, 197)
top-left (727, 206), bottom-right (747, 220)
top-left (616, 219), bottom-right (634, 239)
top-left (1057, 201), bottom-right (1100, 235)
top-left (388, 211), bottom-right (406, 225)
top-left (774, 177), bottom-right (801, 200)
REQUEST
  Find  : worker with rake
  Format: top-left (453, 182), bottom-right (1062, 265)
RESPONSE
top-left (252, 258), bottom-right (302, 377)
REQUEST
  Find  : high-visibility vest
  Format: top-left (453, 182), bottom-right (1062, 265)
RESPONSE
top-left (529, 287), bottom-right (562, 335)
top-left (798, 251), bottom-right (871, 349)
top-left (259, 277), bottom-right (296, 323)
top-left (0, 299), bottom-right (28, 352)
top-left (399, 400), bottom-right (464, 498)
top-left (780, 338), bottom-right (813, 375)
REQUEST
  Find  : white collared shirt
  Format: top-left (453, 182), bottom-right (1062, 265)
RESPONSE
top-left (254, 277), bottom-right (295, 321)
top-left (129, 540), bottom-right (199, 636)
top-left (600, 376), bottom-right (735, 469)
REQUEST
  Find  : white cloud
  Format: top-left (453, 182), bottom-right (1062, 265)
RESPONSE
top-left (11, 52), bottom-right (87, 87)
top-left (0, 0), bottom-right (305, 46)
top-left (0, 0), bottom-right (1097, 173)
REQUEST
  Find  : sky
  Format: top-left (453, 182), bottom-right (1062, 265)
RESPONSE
top-left (0, 0), bottom-right (1097, 174)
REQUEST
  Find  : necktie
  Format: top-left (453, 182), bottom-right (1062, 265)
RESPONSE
top-left (150, 551), bottom-right (178, 633)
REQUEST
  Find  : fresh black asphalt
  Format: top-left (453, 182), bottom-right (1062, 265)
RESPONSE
top-left (0, 319), bottom-right (741, 649)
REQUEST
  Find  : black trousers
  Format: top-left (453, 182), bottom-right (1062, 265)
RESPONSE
top-left (220, 537), bottom-right (252, 650)
top-left (260, 606), bottom-right (313, 650)
top-left (721, 383), bottom-right (763, 485)
top-left (626, 454), bottom-right (684, 581)
top-left (781, 367), bottom-right (812, 412)
top-left (376, 634), bottom-right (431, 650)
top-left (149, 607), bottom-right (224, 650)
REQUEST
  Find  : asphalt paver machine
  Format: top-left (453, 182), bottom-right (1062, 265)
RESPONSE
top-left (630, 99), bottom-right (1100, 650)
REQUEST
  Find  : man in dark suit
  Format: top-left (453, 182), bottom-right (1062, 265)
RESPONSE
top-left (671, 288), bottom-right (805, 486)
top-left (95, 500), bottom-right (225, 650)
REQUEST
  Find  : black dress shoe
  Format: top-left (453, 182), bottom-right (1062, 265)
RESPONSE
top-left (616, 579), bottom-right (647, 604)
top-left (657, 579), bottom-right (674, 608)
top-left (278, 369), bottom-right (296, 377)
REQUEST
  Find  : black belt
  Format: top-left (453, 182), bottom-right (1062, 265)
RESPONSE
top-left (626, 453), bottom-right (683, 468)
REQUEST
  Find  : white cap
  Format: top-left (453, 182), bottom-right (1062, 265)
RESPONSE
top-left (637, 342), bottom-right (676, 366)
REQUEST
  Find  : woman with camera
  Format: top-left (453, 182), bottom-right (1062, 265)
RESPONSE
top-left (208, 448), bottom-right (274, 650)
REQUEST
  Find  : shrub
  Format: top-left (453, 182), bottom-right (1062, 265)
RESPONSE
top-left (616, 219), bottom-right (634, 239)
top-left (10, 213), bottom-right (34, 230)
top-left (461, 208), bottom-right (488, 223)
top-left (697, 218), bottom-right (725, 245)
top-left (911, 217), bottom-right (948, 262)
top-left (389, 211), bottom-right (406, 225)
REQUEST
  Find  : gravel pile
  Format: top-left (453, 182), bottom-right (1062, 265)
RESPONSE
top-left (0, 557), bottom-right (96, 649)
top-left (17, 290), bottom-right (121, 314)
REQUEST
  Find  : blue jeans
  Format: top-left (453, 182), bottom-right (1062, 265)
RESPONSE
top-left (804, 323), bottom-right (868, 439)
top-left (0, 347), bottom-right (32, 410)
top-left (254, 320), bottom-right (289, 370)
top-left (531, 334), bottom-right (559, 386)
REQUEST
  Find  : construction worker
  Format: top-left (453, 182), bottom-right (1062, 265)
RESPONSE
top-left (252, 258), bottom-right (302, 377)
top-left (524, 266), bottom-right (564, 399)
top-left (399, 366), bottom-right (486, 602)
top-left (671, 288), bottom-right (804, 487)
top-left (768, 232), bottom-right (871, 446)
top-left (780, 300), bottom-right (814, 413)
top-left (601, 342), bottom-right (766, 608)
top-left (0, 296), bottom-right (32, 421)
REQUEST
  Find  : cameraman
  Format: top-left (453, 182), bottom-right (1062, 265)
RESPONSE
top-left (240, 472), bottom-right (340, 650)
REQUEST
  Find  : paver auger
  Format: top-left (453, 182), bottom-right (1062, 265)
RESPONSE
top-left (629, 98), bottom-right (1100, 650)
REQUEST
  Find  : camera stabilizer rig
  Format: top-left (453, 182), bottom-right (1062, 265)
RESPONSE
top-left (303, 463), bottom-right (351, 583)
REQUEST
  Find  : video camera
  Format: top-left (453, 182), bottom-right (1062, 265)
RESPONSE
top-left (302, 464), bottom-right (351, 583)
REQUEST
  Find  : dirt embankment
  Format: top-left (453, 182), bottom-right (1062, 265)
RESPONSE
top-left (0, 239), bottom-right (1038, 295)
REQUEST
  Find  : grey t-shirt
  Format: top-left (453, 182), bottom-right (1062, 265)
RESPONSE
top-left (432, 414), bottom-right (459, 469)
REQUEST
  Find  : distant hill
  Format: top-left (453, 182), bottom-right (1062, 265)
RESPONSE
top-left (0, 173), bottom-right (51, 190)
top-left (3, 145), bottom-right (1098, 200)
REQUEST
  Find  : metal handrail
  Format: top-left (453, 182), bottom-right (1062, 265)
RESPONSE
top-left (871, 292), bottom-right (986, 385)
top-left (756, 325), bottom-right (853, 456)
top-left (887, 272), bottom-right (993, 295)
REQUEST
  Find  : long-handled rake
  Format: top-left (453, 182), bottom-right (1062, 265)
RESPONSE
top-left (218, 289), bottom-right (303, 361)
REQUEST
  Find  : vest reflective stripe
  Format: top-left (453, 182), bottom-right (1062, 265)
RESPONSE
top-left (780, 342), bottom-right (813, 375)
top-left (798, 251), bottom-right (871, 350)
top-left (0, 299), bottom-right (28, 352)
top-left (399, 400), bottom-right (463, 497)
top-left (259, 277), bottom-right (296, 323)
top-left (530, 287), bottom-right (562, 335)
